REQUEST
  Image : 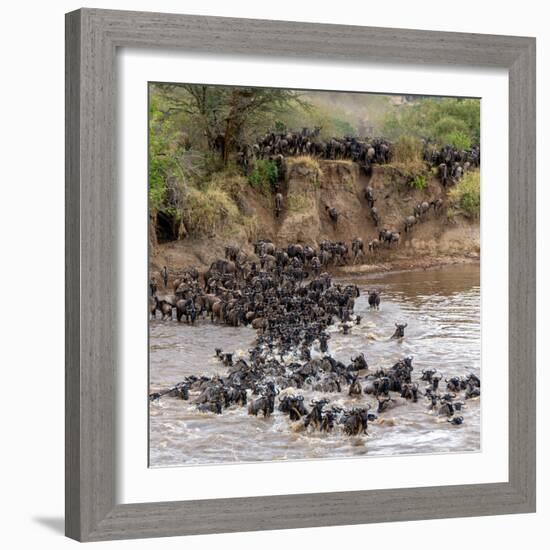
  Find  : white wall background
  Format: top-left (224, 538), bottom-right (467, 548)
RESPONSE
top-left (0, 1), bottom-right (546, 548)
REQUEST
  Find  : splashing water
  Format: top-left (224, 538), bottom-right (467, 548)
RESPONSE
top-left (149, 264), bottom-right (480, 467)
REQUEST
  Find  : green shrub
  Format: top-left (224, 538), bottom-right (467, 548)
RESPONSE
top-left (148, 97), bottom-right (171, 210)
top-left (443, 130), bottom-right (472, 150)
top-left (448, 170), bottom-right (480, 218)
top-left (409, 174), bottom-right (427, 190)
top-left (433, 116), bottom-right (469, 143)
top-left (196, 151), bottom-right (225, 180)
top-left (382, 98), bottom-right (480, 147)
top-left (248, 159), bottom-right (279, 194)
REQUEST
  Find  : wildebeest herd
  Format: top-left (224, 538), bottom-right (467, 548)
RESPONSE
top-left (149, 239), bottom-right (480, 439)
top-left (237, 128), bottom-right (392, 172)
top-left (235, 127), bottom-right (479, 184)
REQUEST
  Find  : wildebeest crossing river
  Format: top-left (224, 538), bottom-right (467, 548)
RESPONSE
top-left (149, 264), bottom-right (480, 466)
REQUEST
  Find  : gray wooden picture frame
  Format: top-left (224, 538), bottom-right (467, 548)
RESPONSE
top-left (65, 8), bottom-right (536, 542)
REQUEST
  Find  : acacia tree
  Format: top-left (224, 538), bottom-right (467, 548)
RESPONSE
top-left (155, 83), bottom-right (302, 164)
top-left (220, 87), bottom-right (301, 163)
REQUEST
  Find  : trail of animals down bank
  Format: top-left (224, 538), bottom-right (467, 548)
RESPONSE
top-left (149, 158), bottom-right (479, 278)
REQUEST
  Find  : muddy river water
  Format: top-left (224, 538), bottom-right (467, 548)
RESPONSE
top-left (149, 263), bottom-right (480, 467)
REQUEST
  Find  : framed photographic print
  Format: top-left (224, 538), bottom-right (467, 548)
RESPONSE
top-left (65, 8), bottom-right (536, 542)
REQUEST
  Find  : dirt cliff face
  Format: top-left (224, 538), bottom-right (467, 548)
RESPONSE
top-left (277, 160), bottom-right (356, 245)
top-left (278, 159), bottom-right (479, 254)
top-left (149, 159), bottom-right (479, 274)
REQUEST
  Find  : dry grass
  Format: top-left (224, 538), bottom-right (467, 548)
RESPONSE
top-left (392, 135), bottom-right (423, 163)
top-left (183, 186), bottom-right (240, 235)
top-left (390, 158), bottom-right (426, 176)
top-left (287, 155), bottom-right (321, 170)
top-left (209, 172), bottom-right (247, 197)
top-left (388, 135), bottom-right (427, 180)
top-left (287, 192), bottom-right (315, 212)
top-left (286, 156), bottom-right (323, 184)
top-left (386, 136), bottom-right (427, 188)
top-left (241, 214), bottom-right (260, 241)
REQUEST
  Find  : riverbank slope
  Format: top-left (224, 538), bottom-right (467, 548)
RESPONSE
top-left (149, 158), bottom-right (479, 275)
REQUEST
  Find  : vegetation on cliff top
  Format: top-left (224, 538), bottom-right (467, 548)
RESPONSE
top-left (382, 98), bottom-right (480, 149)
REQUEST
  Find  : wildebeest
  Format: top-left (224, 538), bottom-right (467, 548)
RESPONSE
top-left (351, 237), bottom-right (364, 263)
top-left (376, 396), bottom-right (398, 413)
top-left (368, 290), bottom-right (381, 310)
top-left (465, 383), bottom-right (481, 400)
top-left (248, 384), bottom-right (277, 417)
top-left (421, 368), bottom-right (437, 382)
top-left (224, 245), bottom-right (239, 261)
top-left (326, 206), bottom-right (339, 223)
top-left (370, 206), bottom-right (380, 227)
top-left (278, 394), bottom-right (308, 421)
top-left (149, 276), bottom-right (158, 297)
top-left (388, 232), bottom-right (400, 247)
top-left (304, 399), bottom-right (329, 430)
top-left (414, 201), bottom-right (430, 219)
top-left (161, 266), bottom-right (169, 288)
top-left (391, 322), bottom-right (407, 339)
top-left (349, 353), bottom-right (368, 371)
top-left (320, 408), bottom-right (338, 432)
top-left (275, 192), bottom-right (283, 217)
top-left (154, 296), bottom-right (174, 321)
top-left (364, 186), bottom-right (375, 208)
top-left (404, 215), bottom-right (417, 233)
top-left (363, 376), bottom-right (390, 397)
top-left (446, 376), bottom-right (462, 392)
top-left (348, 375), bottom-right (362, 396)
top-left (401, 382), bottom-right (419, 402)
top-left (427, 372), bottom-right (443, 392)
top-left (368, 239), bottom-right (381, 253)
top-left (197, 401), bottom-right (223, 414)
top-left (438, 163), bottom-right (448, 186)
top-left (379, 228), bottom-right (398, 246)
top-left (430, 198), bottom-right (443, 213)
top-left (438, 398), bottom-right (455, 417)
top-left (176, 298), bottom-right (197, 324)
top-left (342, 406), bottom-right (370, 435)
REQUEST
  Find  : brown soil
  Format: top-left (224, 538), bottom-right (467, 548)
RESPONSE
top-left (149, 160), bottom-right (479, 279)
